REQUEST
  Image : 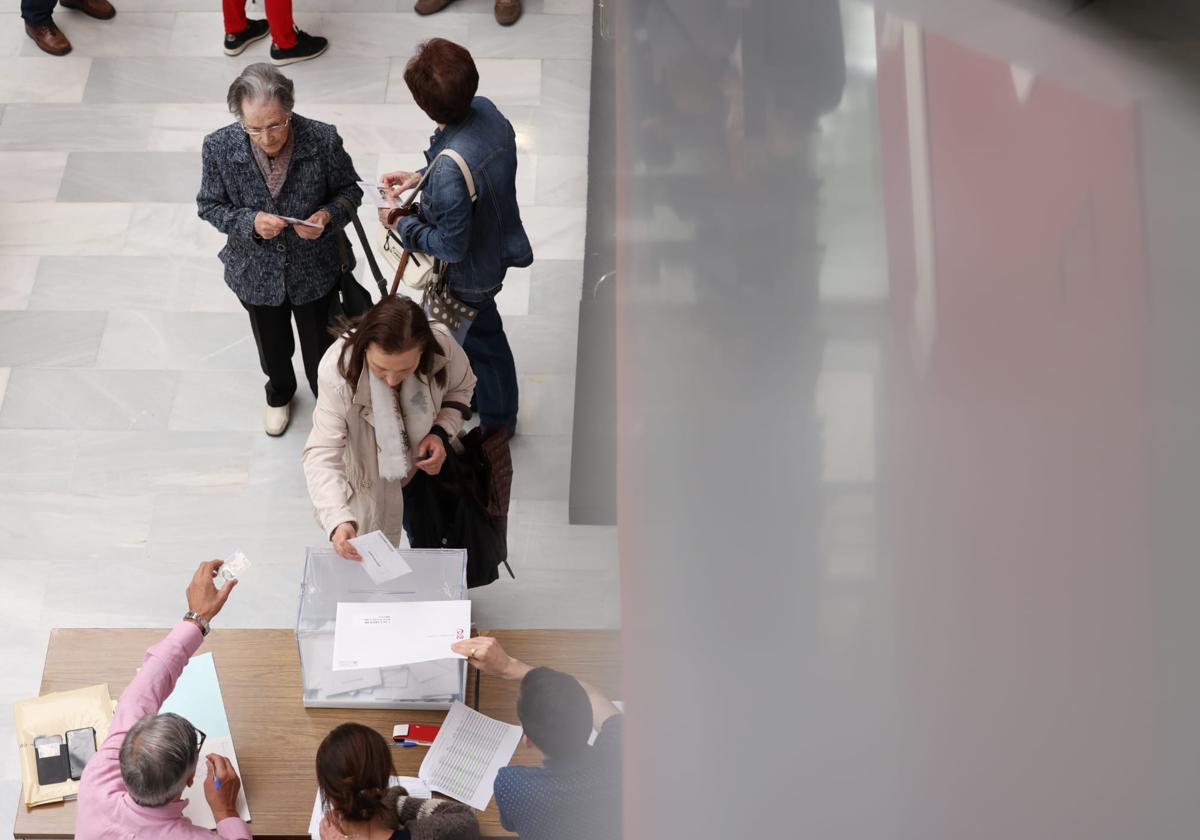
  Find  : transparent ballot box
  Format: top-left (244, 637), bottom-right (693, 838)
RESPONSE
top-left (297, 546), bottom-right (468, 709)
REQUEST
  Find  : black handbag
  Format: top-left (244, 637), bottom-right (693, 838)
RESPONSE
top-left (329, 196), bottom-right (389, 322)
top-left (405, 439), bottom-right (514, 589)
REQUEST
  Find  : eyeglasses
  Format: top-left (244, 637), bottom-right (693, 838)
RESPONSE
top-left (241, 116), bottom-right (291, 137)
top-left (195, 727), bottom-right (206, 753)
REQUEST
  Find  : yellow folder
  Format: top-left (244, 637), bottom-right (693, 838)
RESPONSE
top-left (13, 684), bottom-right (114, 808)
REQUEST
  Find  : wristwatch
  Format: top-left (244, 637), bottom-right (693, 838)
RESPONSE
top-left (183, 610), bottom-right (210, 637)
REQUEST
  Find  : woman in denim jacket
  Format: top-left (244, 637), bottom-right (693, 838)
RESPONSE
top-left (379, 38), bottom-right (533, 437)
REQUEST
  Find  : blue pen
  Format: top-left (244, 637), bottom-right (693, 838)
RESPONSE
top-left (214, 776), bottom-right (221, 791)
top-left (393, 740), bottom-right (420, 748)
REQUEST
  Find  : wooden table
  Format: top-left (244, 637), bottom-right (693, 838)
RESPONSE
top-left (13, 628), bottom-right (620, 839)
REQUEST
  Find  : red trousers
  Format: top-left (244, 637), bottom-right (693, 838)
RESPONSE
top-left (223, 0), bottom-right (296, 49)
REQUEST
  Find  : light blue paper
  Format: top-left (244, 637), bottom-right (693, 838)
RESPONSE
top-left (158, 652), bottom-right (232, 740)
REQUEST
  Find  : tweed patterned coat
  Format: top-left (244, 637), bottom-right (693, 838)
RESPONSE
top-left (196, 114), bottom-right (363, 307)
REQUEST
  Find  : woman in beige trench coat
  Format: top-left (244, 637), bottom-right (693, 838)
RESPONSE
top-left (302, 296), bottom-right (476, 559)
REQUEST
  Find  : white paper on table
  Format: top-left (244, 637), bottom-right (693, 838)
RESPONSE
top-left (332, 601), bottom-right (470, 671)
top-left (418, 702), bottom-right (522, 811)
top-left (183, 735), bottom-right (251, 829)
top-left (348, 530), bottom-right (413, 584)
top-left (308, 775), bottom-right (429, 838)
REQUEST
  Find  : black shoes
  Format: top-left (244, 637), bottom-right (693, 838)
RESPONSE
top-left (270, 29), bottom-right (328, 66)
top-left (223, 18), bottom-right (270, 56)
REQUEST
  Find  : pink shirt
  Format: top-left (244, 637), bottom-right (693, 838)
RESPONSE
top-left (76, 621), bottom-right (251, 840)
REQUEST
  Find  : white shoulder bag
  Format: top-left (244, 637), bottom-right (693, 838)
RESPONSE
top-left (379, 148), bottom-right (477, 292)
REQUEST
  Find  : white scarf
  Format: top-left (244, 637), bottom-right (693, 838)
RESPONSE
top-left (368, 369), bottom-right (411, 481)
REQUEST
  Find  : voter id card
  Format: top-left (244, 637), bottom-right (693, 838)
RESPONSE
top-left (218, 550), bottom-right (250, 584)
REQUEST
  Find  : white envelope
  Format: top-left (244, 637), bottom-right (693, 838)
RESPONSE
top-left (332, 601), bottom-right (470, 671)
top-left (348, 530), bottom-right (413, 584)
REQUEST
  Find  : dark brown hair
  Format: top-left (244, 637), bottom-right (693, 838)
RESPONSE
top-left (316, 723), bottom-right (394, 824)
top-left (517, 667), bottom-right (594, 761)
top-left (335, 296), bottom-right (446, 391)
top-left (404, 38), bottom-right (479, 125)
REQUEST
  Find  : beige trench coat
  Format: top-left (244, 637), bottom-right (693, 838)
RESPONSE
top-left (301, 322), bottom-right (477, 544)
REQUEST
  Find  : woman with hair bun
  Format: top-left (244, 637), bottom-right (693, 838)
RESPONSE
top-left (315, 722), bottom-right (479, 840)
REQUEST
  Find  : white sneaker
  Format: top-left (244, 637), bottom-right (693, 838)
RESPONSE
top-left (263, 402), bottom-right (290, 437)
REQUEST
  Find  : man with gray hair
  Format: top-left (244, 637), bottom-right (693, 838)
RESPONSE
top-left (76, 560), bottom-right (249, 839)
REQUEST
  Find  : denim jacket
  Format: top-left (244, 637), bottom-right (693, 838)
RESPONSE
top-left (395, 97), bottom-right (533, 298)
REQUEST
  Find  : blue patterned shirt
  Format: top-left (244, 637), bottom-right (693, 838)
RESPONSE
top-left (494, 715), bottom-right (623, 840)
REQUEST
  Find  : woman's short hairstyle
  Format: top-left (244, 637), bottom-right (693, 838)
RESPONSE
top-left (516, 668), bottom-right (594, 761)
top-left (334, 296), bottom-right (447, 391)
top-left (316, 723), bottom-right (394, 824)
top-left (226, 62), bottom-right (295, 119)
top-left (403, 38), bottom-right (479, 125)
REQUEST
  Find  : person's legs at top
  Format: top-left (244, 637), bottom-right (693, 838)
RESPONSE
top-left (22, 0), bottom-right (71, 55)
top-left (221, 0), bottom-right (270, 55)
top-left (290, 286), bottom-right (337, 399)
top-left (242, 297), bottom-right (298, 435)
top-left (264, 0), bottom-right (328, 65)
top-left (460, 294), bottom-right (519, 436)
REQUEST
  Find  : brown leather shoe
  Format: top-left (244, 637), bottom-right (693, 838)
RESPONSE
top-left (494, 0), bottom-right (522, 26)
top-left (414, 0), bottom-right (454, 15)
top-left (58, 0), bottom-right (116, 21)
top-left (24, 22), bottom-right (72, 56)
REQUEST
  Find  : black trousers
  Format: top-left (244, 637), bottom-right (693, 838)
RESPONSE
top-left (242, 289), bottom-right (336, 407)
top-left (21, 0), bottom-right (57, 25)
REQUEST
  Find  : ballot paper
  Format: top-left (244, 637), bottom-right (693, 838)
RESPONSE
top-left (186, 736), bottom-right (251, 830)
top-left (419, 702), bottom-right (522, 811)
top-left (348, 530), bottom-right (413, 584)
top-left (278, 214), bottom-right (322, 228)
top-left (308, 775), bottom-right (430, 839)
top-left (332, 600), bottom-right (470, 671)
top-left (217, 550), bottom-right (249, 585)
top-left (358, 180), bottom-right (396, 209)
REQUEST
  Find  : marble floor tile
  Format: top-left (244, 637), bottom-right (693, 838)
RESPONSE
top-left (41, 545), bottom-right (191, 627)
top-left (542, 0), bottom-right (593, 13)
top-left (508, 433), bottom-right (571, 501)
top-left (18, 12), bottom-right (177, 58)
top-left (169, 369), bottom-right (316, 433)
top-left (495, 266), bottom-right (531, 316)
top-left (0, 103), bottom-right (155, 151)
top-left (533, 153), bottom-right (587, 206)
top-left (275, 12), bottom-right (469, 60)
top-left (470, 568), bottom-right (619, 629)
top-left (57, 151), bottom-right (201, 203)
top-left (70, 430), bottom-right (254, 495)
top-left (0, 430), bottom-right (78, 491)
top-left (541, 58), bottom-right (590, 114)
top-left (514, 372), bottom-right (575, 435)
top-left (0, 255), bottom-right (39, 308)
top-left (507, 311), bottom-right (579, 375)
top-left (0, 368), bottom-right (177, 431)
top-left (247, 411), bottom-right (318, 496)
top-left (29, 255), bottom-right (215, 312)
top-left (120, 202), bottom-right (226, 256)
top-left (0, 201), bottom-right (133, 256)
top-left (0, 310), bottom-right (107, 366)
top-left (467, 12), bottom-right (592, 60)
top-left (83, 57), bottom-right (240, 103)
top-left (149, 103), bottom-right (234, 152)
top-left (522, 205), bottom-right (586, 259)
top-left (507, 102), bottom-right (589, 154)
top-left (385, 57), bottom-right (541, 105)
top-left (528, 258), bottom-right (584, 315)
top-left (190, 272), bottom-right (244, 313)
top-left (0, 367), bottom-right (8, 408)
top-left (302, 104), bottom-right (433, 157)
top-left (0, 56), bottom-right (92, 104)
top-left (0, 489), bottom-right (154, 553)
top-left (0, 14), bottom-right (28, 58)
top-left (292, 0), bottom-right (400, 10)
top-left (506, 499), bottom-right (617, 572)
top-left (94, 310), bottom-right (260, 371)
top-left (150, 491), bottom-right (317, 549)
top-left (0, 151), bottom-right (68, 202)
top-left (273, 56), bottom-right (392, 104)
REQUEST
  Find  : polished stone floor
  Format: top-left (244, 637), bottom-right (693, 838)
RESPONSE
top-left (0, 1), bottom-right (606, 829)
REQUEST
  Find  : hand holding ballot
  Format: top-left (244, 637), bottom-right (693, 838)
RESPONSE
top-left (380, 169), bottom-right (422, 198)
top-left (451, 634), bottom-right (529, 681)
top-left (187, 557), bottom-right (238, 623)
top-left (331, 521), bottom-right (361, 561)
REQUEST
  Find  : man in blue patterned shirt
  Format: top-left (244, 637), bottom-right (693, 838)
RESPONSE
top-left (452, 636), bottom-right (622, 840)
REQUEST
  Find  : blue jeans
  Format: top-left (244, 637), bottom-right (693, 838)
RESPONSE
top-left (457, 292), bottom-right (518, 435)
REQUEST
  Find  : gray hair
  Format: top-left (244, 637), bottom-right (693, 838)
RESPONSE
top-left (119, 713), bottom-right (200, 807)
top-left (226, 62), bottom-right (295, 119)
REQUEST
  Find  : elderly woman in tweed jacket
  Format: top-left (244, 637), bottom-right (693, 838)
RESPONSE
top-left (197, 62), bottom-right (363, 437)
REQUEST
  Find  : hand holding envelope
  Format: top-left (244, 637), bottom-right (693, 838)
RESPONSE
top-left (332, 601), bottom-right (471, 671)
